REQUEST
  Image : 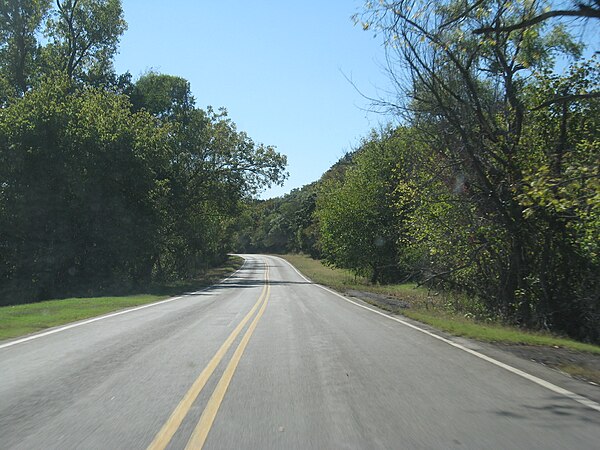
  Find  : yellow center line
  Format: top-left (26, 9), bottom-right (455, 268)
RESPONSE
top-left (147, 262), bottom-right (269, 450)
top-left (184, 269), bottom-right (271, 449)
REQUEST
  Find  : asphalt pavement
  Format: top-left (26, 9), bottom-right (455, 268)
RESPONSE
top-left (1, 254), bottom-right (599, 449)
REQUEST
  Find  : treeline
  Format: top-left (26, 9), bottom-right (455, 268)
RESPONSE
top-left (238, 0), bottom-right (599, 342)
top-left (0, 1), bottom-right (286, 305)
top-left (233, 154), bottom-right (352, 257)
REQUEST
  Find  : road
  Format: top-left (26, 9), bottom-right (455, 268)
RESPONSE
top-left (1, 254), bottom-right (600, 449)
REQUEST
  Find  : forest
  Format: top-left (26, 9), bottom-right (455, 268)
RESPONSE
top-left (235, 0), bottom-right (600, 343)
top-left (0, 0), bottom-right (287, 305)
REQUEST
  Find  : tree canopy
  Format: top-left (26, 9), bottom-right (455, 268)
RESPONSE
top-left (0, 1), bottom-right (287, 305)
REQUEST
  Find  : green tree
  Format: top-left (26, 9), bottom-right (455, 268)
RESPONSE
top-left (356, 0), bottom-right (598, 339)
top-left (0, 4), bottom-right (288, 306)
top-left (43, 0), bottom-right (126, 82)
top-left (0, 0), bottom-right (51, 95)
top-left (129, 72), bottom-right (287, 278)
top-left (473, 0), bottom-right (600, 34)
top-left (233, 183), bottom-right (321, 257)
top-left (0, 75), bottom-right (169, 304)
top-left (317, 127), bottom-right (408, 283)
top-left (517, 59), bottom-right (600, 338)
top-left (131, 72), bottom-right (195, 120)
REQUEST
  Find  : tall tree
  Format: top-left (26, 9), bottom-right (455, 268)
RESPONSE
top-left (130, 72), bottom-right (287, 278)
top-left (317, 127), bottom-right (409, 283)
top-left (474, 0), bottom-right (600, 34)
top-left (356, 0), bottom-right (597, 335)
top-left (0, 0), bottom-right (51, 95)
top-left (0, 75), bottom-right (170, 303)
top-left (44, 0), bottom-right (126, 81)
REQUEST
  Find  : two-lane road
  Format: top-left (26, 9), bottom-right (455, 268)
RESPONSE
top-left (1, 255), bottom-right (599, 449)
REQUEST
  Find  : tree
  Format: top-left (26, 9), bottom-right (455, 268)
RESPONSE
top-left (317, 127), bottom-right (408, 283)
top-left (517, 59), bottom-right (600, 339)
top-left (473, 0), bottom-right (600, 34)
top-left (44, 0), bottom-right (126, 81)
top-left (0, 0), bottom-right (51, 95)
top-left (356, 0), bottom-right (598, 339)
top-left (234, 185), bottom-right (319, 256)
top-left (0, 75), bottom-right (169, 304)
top-left (129, 72), bottom-right (287, 278)
top-left (165, 107), bottom-right (287, 276)
top-left (0, 4), bottom-right (288, 305)
top-left (131, 72), bottom-right (195, 120)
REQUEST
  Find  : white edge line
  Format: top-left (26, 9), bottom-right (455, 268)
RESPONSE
top-left (271, 255), bottom-right (600, 413)
top-left (0, 258), bottom-right (248, 351)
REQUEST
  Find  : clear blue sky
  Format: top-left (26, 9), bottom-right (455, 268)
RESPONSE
top-left (113, 1), bottom-right (392, 199)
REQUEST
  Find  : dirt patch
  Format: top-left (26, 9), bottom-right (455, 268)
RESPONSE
top-left (346, 289), bottom-right (410, 312)
top-left (496, 343), bottom-right (600, 385)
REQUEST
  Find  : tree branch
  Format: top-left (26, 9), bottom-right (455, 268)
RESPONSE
top-left (533, 92), bottom-right (600, 109)
top-left (473, 9), bottom-right (600, 34)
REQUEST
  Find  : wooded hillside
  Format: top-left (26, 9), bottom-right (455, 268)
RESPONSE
top-left (236, 0), bottom-right (599, 343)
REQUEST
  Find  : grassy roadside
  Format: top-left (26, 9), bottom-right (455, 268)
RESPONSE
top-left (0, 255), bottom-right (244, 342)
top-left (281, 254), bottom-right (430, 302)
top-left (280, 254), bottom-right (600, 356)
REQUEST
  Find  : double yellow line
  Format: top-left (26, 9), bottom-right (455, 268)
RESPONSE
top-left (148, 262), bottom-right (271, 450)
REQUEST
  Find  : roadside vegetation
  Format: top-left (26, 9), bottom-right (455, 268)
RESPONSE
top-left (0, 255), bottom-right (243, 341)
top-left (0, 1), bottom-right (286, 307)
top-left (282, 254), bottom-right (429, 304)
top-left (1, 1), bottom-right (598, 353)
top-left (236, 1), bottom-right (600, 345)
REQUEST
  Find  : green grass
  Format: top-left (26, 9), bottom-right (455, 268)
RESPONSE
top-left (403, 310), bottom-right (600, 354)
top-left (0, 295), bottom-right (167, 341)
top-left (0, 255), bottom-right (244, 342)
top-left (281, 254), bottom-right (600, 355)
top-left (281, 253), bottom-right (428, 303)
